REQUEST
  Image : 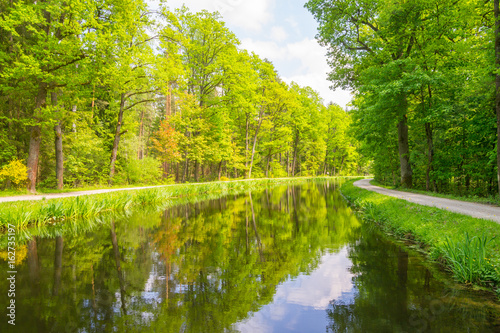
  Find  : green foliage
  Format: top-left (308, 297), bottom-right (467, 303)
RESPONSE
top-left (441, 233), bottom-right (500, 286)
top-left (0, 159), bottom-right (27, 189)
top-left (63, 123), bottom-right (108, 187)
top-left (124, 157), bottom-right (162, 184)
top-left (307, 0), bottom-right (498, 195)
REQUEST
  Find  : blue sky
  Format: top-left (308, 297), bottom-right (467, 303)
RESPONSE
top-left (156, 0), bottom-right (352, 108)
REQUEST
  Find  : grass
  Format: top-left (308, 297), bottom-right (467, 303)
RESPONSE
top-left (0, 177), bottom-right (347, 232)
top-left (341, 179), bottom-right (500, 294)
top-left (371, 179), bottom-right (500, 206)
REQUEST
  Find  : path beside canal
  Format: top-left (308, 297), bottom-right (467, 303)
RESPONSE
top-left (354, 178), bottom-right (500, 223)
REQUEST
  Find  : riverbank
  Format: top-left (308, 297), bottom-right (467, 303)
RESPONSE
top-left (0, 177), bottom-right (343, 231)
top-left (340, 179), bottom-right (500, 296)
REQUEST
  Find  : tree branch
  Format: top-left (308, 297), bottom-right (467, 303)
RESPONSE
top-left (124, 98), bottom-right (156, 111)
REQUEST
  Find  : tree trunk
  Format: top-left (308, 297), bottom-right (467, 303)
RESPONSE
top-left (183, 157), bottom-right (189, 183)
top-left (51, 93), bottom-right (64, 190)
top-left (245, 115), bottom-right (249, 177)
top-left (495, 0), bottom-right (500, 196)
top-left (339, 155), bottom-right (346, 174)
top-left (71, 64), bottom-right (78, 132)
top-left (138, 110), bottom-right (144, 160)
top-left (397, 113), bottom-right (413, 188)
top-left (27, 83), bottom-right (48, 193)
top-left (286, 151), bottom-right (290, 177)
top-left (163, 162), bottom-right (169, 179)
top-left (292, 134), bottom-right (299, 177)
top-left (175, 162), bottom-right (180, 182)
top-left (165, 85), bottom-right (172, 118)
top-left (108, 93), bottom-right (126, 185)
top-left (248, 117), bottom-right (263, 179)
top-left (265, 155), bottom-right (270, 177)
top-left (194, 160), bottom-right (199, 182)
top-left (218, 160), bottom-right (223, 180)
top-left (425, 122), bottom-right (434, 191)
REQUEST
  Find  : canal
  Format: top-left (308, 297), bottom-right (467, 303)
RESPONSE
top-left (1, 180), bottom-right (499, 332)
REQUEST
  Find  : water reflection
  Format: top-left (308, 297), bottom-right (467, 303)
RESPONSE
top-left (327, 228), bottom-right (500, 333)
top-left (1, 181), bottom-right (499, 333)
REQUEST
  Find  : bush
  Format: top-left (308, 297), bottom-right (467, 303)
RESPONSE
top-left (124, 157), bottom-right (163, 184)
top-left (0, 159), bottom-right (27, 189)
top-left (220, 176), bottom-right (229, 181)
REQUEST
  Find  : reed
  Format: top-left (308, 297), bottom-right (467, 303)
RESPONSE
top-left (442, 233), bottom-right (499, 286)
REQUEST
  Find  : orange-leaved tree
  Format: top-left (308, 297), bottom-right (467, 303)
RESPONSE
top-left (152, 120), bottom-right (182, 178)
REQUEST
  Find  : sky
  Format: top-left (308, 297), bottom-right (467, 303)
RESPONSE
top-left (235, 251), bottom-right (355, 332)
top-left (155, 0), bottom-right (352, 108)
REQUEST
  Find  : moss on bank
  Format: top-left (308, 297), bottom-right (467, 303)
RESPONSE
top-left (340, 179), bottom-right (500, 296)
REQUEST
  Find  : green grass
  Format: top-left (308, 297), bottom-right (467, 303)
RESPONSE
top-left (442, 233), bottom-right (499, 285)
top-left (371, 179), bottom-right (500, 206)
top-left (0, 177), bottom-right (345, 232)
top-left (341, 179), bottom-right (500, 294)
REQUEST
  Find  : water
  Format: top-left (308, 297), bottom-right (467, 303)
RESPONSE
top-left (1, 181), bottom-right (499, 332)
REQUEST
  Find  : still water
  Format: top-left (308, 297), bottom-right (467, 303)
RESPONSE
top-left (1, 181), bottom-right (500, 332)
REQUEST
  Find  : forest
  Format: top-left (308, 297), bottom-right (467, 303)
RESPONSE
top-left (307, 0), bottom-right (500, 196)
top-left (0, 0), bottom-right (364, 194)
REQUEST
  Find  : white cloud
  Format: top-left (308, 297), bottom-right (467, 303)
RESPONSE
top-left (240, 39), bottom-right (286, 61)
top-left (270, 26), bottom-right (288, 42)
top-left (275, 250), bottom-right (354, 310)
top-left (235, 251), bottom-right (355, 332)
top-left (165, 0), bottom-right (275, 32)
top-left (241, 37), bottom-right (352, 107)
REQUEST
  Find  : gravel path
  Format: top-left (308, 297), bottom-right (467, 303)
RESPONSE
top-left (0, 185), bottom-right (170, 203)
top-left (354, 179), bottom-right (500, 223)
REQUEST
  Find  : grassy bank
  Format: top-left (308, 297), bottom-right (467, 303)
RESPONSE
top-left (341, 179), bottom-right (500, 295)
top-left (0, 177), bottom-right (342, 232)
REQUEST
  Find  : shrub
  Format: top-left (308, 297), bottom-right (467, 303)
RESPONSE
top-left (0, 159), bottom-right (28, 189)
top-left (125, 157), bottom-right (163, 184)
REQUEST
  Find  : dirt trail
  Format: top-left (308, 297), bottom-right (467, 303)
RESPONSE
top-left (354, 178), bottom-right (500, 223)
